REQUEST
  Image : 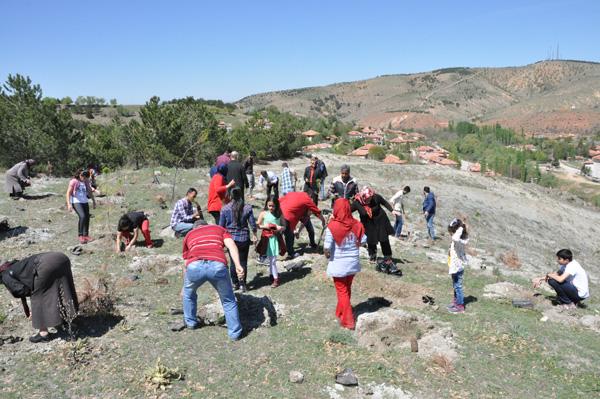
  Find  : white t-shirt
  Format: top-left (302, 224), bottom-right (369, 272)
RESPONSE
top-left (564, 260), bottom-right (589, 299)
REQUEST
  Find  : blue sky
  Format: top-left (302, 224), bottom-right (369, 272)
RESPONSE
top-left (1, 0), bottom-right (598, 103)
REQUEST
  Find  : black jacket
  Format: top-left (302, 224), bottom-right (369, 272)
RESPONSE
top-left (226, 160), bottom-right (249, 192)
top-left (0, 254), bottom-right (42, 298)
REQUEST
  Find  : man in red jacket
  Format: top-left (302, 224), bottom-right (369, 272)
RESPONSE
top-left (280, 191), bottom-right (326, 257)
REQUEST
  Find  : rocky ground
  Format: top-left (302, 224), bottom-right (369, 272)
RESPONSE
top-left (1, 153), bottom-right (599, 398)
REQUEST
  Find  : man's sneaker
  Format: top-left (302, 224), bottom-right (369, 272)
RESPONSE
top-left (239, 283), bottom-right (247, 293)
top-left (78, 236), bottom-right (86, 244)
top-left (448, 304), bottom-right (465, 313)
top-left (271, 278), bottom-right (280, 288)
top-left (446, 299), bottom-right (457, 310)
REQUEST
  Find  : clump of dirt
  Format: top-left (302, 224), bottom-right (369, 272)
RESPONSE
top-left (501, 250), bottom-right (522, 269)
top-left (355, 272), bottom-right (433, 309)
top-left (198, 293), bottom-right (285, 331)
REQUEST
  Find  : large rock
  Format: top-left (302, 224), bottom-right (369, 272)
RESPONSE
top-left (128, 254), bottom-right (182, 275)
top-left (483, 282), bottom-right (531, 300)
top-left (579, 315), bottom-right (600, 333)
top-left (198, 293), bottom-right (285, 330)
top-left (356, 309), bottom-right (432, 351)
top-left (159, 226), bottom-right (175, 238)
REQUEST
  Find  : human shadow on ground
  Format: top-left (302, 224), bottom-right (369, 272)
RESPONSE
top-left (56, 314), bottom-right (124, 340)
top-left (464, 295), bottom-right (478, 305)
top-left (0, 225), bottom-right (28, 241)
top-left (247, 267), bottom-right (312, 290)
top-left (236, 293), bottom-right (278, 336)
top-left (22, 193), bottom-right (54, 200)
top-left (131, 238), bottom-right (165, 248)
top-left (353, 296), bottom-right (392, 318)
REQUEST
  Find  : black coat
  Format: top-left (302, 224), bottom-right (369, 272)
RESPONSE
top-left (351, 194), bottom-right (394, 243)
top-left (226, 160), bottom-right (248, 195)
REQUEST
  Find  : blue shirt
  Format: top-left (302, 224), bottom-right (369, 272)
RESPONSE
top-left (219, 202), bottom-right (257, 243)
top-left (423, 192), bottom-right (436, 214)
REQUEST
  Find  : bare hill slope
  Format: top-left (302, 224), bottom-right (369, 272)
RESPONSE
top-left (237, 60), bottom-right (600, 136)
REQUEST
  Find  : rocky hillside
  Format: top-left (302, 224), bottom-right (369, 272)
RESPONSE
top-left (237, 60), bottom-right (600, 136)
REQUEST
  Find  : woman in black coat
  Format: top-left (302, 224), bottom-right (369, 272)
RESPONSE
top-left (351, 187), bottom-right (394, 262)
top-left (0, 252), bottom-right (78, 343)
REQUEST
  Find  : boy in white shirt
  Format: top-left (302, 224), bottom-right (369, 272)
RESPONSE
top-left (533, 249), bottom-right (590, 309)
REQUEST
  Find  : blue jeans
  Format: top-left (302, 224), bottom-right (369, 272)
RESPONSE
top-left (173, 222), bottom-right (194, 236)
top-left (183, 260), bottom-right (242, 340)
top-left (425, 214), bottom-right (436, 240)
top-left (548, 278), bottom-right (582, 304)
top-left (451, 270), bottom-right (464, 306)
top-left (393, 214), bottom-right (403, 237)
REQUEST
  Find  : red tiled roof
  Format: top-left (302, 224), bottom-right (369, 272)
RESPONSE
top-left (303, 143), bottom-right (332, 151)
top-left (302, 129), bottom-right (320, 137)
top-left (383, 155), bottom-right (408, 164)
top-left (417, 145), bottom-right (435, 152)
top-left (347, 131), bottom-right (362, 136)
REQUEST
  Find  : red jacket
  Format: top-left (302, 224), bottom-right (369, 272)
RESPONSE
top-left (207, 174), bottom-right (228, 212)
top-left (280, 192), bottom-right (321, 230)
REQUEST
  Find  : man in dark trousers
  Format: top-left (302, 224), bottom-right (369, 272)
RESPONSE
top-left (303, 156), bottom-right (321, 205)
top-left (226, 151), bottom-right (248, 197)
top-left (243, 151), bottom-right (256, 199)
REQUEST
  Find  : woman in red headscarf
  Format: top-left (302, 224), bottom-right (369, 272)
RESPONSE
top-left (323, 199), bottom-right (366, 329)
top-left (352, 186), bottom-right (395, 263)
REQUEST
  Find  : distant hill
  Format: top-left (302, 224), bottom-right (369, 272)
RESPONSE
top-left (236, 60), bottom-right (600, 136)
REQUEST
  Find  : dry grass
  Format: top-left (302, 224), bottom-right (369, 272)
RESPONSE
top-left (76, 277), bottom-right (117, 316)
top-left (501, 250), bottom-right (522, 270)
top-left (430, 354), bottom-right (454, 374)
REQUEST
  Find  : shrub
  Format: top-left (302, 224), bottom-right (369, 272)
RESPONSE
top-left (368, 146), bottom-right (386, 161)
top-left (538, 173), bottom-right (559, 188)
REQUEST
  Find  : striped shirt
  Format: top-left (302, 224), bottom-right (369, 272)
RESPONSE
top-left (219, 202), bottom-right (257, 242)
top-left (182, 225), bottom-right (232, 266)
top-left (170, 198), bottom-right (195, 228)
top-left (280, 167), bottom-right (295, 195)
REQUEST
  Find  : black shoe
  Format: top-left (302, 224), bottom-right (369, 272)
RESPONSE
top-left (233, 283), bottom-right (240, 291)
top-left (29, 333), bottom-right (52, 343)
top-left (239, 283), bottom-right (247, 293)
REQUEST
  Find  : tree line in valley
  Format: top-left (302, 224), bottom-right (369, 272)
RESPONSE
top-left (444, 121), bottom-right (598, 184)
top-left (0, 74), bottom-right (351, 176)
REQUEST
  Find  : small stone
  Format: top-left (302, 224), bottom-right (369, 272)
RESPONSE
top-left (140, 312), bottom-right (150, 317)
top-left (410, 337), bottom-right (419, 352)
top-left (335, 368), bottom-right (358, 386)
top-left (289, 370), bottom-right (304, 383)
top-left (127, 274), bottom-right (140, 282)
top-left (540, 316), bottom-right (548, 322)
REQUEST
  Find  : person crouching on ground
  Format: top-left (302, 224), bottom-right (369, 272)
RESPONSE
top-left (115, 211), bottom-right (154, 252)
top-left (179, 220), bottom-right (245, 340)
top-left (0, 252), bottom-right (78, 343)
top-left (447, 219), bottom-right (469, 313)
top-left (533, 249), bottom-right (589, 309)
top-left (256, 196), bottom-right (287, 288)
top-left (170, 188), bottom-right (203, 236)
top-left (5, 159), bottom-right (35, 198)
top-left (324, 199), bottom-right (366, 330)
top-left (219, 187), bottom-right (258, 292)
top-left (66, 169), bottom-right (96, 244)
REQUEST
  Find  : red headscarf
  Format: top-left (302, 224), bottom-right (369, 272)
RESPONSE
top-left (328, 199), bottom-right (365, 246)
top-left (355, 186), bottom-right (375, 218)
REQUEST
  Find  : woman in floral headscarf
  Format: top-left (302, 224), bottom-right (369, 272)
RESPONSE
top-left (351, 186), bottom-right (394, 263)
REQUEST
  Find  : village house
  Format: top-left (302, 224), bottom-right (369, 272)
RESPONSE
top-left (383, 154), bottom-right (408, 164)
top-left (348, 143), bottom-right (377, 158)
top-left (302, 129), bottom-right (320, 142)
